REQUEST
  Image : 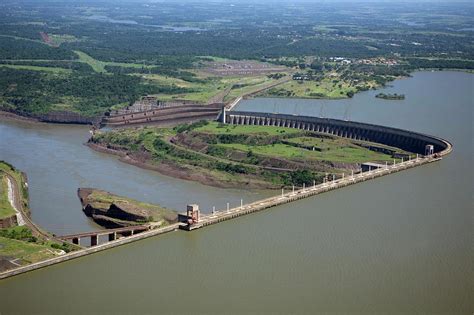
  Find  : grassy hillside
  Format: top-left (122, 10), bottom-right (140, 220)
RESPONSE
top-left (90, 121), bottom-right (408, 189)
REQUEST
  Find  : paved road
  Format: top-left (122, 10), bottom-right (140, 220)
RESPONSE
top-left (5, 176), bottom-right (25, 226)
top-left (4, 173), bottom-right (54, 241)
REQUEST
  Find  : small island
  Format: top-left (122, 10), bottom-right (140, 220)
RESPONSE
top-left (78, 188), bottom-right (178, 229)
top-left (375, 93), bottom-right (405, 100)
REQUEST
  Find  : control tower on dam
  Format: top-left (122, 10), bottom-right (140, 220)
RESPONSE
top-left (219, 110), bottom-right (452, 156)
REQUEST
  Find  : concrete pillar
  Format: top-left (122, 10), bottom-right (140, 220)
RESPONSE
top-left (72, 237), bottom-right (80, 245)
top-left (91, 235), bottom-right (98, 246)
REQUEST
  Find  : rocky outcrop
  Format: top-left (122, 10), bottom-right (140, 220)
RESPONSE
top-left (0, 215), bottom-right (17, 229)
top-left (77, 188), bottom-right (177, 229)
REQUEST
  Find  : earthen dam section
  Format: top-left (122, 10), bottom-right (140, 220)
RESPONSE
top-left (102, 103), bottom-right (222, 127)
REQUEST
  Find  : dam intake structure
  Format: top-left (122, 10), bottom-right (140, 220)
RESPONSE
top-left (219, 110), bottom-right (451, 155)
top-left (176, 109), bottom-right (452, 230)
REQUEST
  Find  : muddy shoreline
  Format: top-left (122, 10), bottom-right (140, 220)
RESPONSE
top-left (0, 111), bottom-right (42, 124)
top-left (0, 110), bottom-right (98, 125)
top-left (86, 142), bottom-right (276, 190)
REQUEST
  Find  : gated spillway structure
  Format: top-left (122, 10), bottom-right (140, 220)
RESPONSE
top-left (175, 109), bottom-right (453, 231)
top-left (219, 110), bottom-right (452, 155)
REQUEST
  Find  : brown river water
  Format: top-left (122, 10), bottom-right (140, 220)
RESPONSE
top-left (0, 71), bottom-right (472, 314)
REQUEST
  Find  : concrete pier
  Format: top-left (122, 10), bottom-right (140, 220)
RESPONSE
top-left (0, 223), bottom-right (184, 280)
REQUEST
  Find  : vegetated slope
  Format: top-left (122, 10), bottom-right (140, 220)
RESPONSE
top-left (88, 121), bottom-right (408, 189)
top-left (0, 67), bottom-right (189, 119)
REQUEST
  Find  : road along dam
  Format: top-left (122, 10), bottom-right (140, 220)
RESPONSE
top-left (177, 110), bottom-right (453, 230)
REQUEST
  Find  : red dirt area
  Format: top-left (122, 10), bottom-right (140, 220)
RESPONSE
top-left (39, 32), bottom-right (56, 47)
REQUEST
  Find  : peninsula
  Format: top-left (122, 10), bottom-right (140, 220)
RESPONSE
top-left (88, 120), bottom-right (410, 189)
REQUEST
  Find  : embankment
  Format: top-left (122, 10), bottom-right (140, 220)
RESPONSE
top-left (0, 223), bottom-right (182, 280)
top-left (86, 143), bottom-right (257, 189)
top-left (0, 109), bottom-right (99, 125)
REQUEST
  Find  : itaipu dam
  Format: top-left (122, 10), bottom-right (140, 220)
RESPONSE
top-left (0, 106), bottom-right (453, 279)
top-left (220, 109), bottom-right (452, 156)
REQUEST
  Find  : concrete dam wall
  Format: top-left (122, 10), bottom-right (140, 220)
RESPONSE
top-left (103, 104), bottom-right (222, 127)
top-left (220, 111), bottom-right (452, 155)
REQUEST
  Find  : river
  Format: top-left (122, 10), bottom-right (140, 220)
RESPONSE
top-left (0, 71), bottom-right (472, 314)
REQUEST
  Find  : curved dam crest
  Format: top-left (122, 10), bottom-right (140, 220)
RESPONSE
top-left (221, 110), bottom-right (452, 155)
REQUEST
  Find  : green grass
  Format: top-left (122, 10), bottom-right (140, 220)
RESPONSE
top-left (0, 236), bottom-right (58, 264)
top-left (0, 162), bottom-right (29, 214)
top-left (223, 75), bottom-right (277, 102)
top-left (0, 175), bottom-right (15, 219)
top-left (74, 50), bottom-right (107, 72)
top-left (85, 189), bottom-right (176, 222)
top-left (264, 77), bottom-right (358, 99)
top-left (74, 51), bottom-right (154, 73)
top-left (0, 64), bottom-right (71, 74)
top-left (195, 121), bottom-right (303, 136)
top-left (218, 138), bottom-right (397, 164)
top-left (48, 34), bottom-right (80, 46)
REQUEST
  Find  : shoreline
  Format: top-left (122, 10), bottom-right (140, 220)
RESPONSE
top-left (1, 69), bottom-right (471, 126)
top-left (0, 111), bottom-right (42, 124)
top-left (86, 142), bottom-right (275, 190)
top-left (0, 149), bottom-right (451, 280)
top-left (0, 110), bottom-right (97, 126)
top-left (0, 222), bottom-right (183, 280)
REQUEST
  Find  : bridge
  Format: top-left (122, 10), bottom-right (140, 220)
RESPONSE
top-left (58, 225), bottom-right (152, 246)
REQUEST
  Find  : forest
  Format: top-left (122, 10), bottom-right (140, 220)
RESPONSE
top-left (0, 0), bottom-right (472, 120)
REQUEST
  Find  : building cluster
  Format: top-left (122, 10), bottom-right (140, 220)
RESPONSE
top-left (108, 96), bottom-right (204, 117)
top-left (355, 57), bottom-right (399, 66)
top-left (328, 57), bottom-right (352, 65)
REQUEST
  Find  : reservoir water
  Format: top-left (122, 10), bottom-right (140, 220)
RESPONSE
top-left (0, 71), bottom-right (472, 314)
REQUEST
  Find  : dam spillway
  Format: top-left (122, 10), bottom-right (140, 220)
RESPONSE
top-left (176, 109), bottom-right (453, 230)
top-left (220, 110), bottom-right (452, 155)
